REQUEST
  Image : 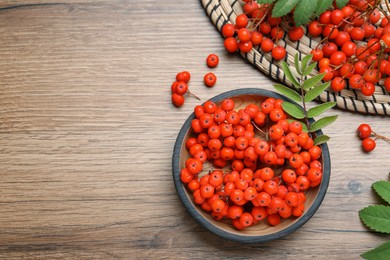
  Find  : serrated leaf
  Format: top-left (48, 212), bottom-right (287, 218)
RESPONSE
top-left (301, 54), bottom-right (313, 72)
top-left (294, 0), bottom-right (317, 26)
top-left (273, 84), bottom-right (301, 102)
top-left (294, 53), bottom-right (302, 76)
top-left (336, 0), bottom-right (349, 8)
top-left (281, 61), bottom-right (300, 88)
top-left (282, 102), bottom-right (305, 119)
top-left (307, 102), bottom-right (336, 118)
top-left (373, 181), bottom-right (390, 204)
top-left (272, 0), bottom-right (300, 18)
top-left (302, 73), bottom-right (325, 91)
top-left (309, 115), bottom-right (338, 132)
top-left (315, 0), bottom-right (333, 16)
top-left (359, 205), bottom-right (390, 234)
top-left (314, 135), bottom-right (330, 145)
top-left (361, 240), bottom-right (390, 260)
top-left (257, 0), bottom-right (275, 4)
top-left (302, 62), bottom-right (318, 76)
top-left (304, 82), bottom-right (330, 102)
top-left (287, 119), bottom-right (308, 132)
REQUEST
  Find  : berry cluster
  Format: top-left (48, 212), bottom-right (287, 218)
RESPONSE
top-left (170, 54), bottom-right (220, 107)
top-left (222, 2), bottom-right (291, 61)
top-left (222, 0), bottom-right (390, 96)
top-left (171, 71), bottom-right (200, 107)
top-left (181, 98), bottom-right (324, 229)
top-left (308, 0), bottom-right (390, 95)
top-left (357, 123), bottom-right (389, 152)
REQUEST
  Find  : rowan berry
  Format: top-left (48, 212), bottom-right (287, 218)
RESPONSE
top-left (206, 54), bottom-right (219, 68)
top-left (176, 71), bottom-right (191, 83)
top-left (224, 37), bottom-right (238, 53)
top-left (292, 203), bottom-right (305, 217)
top-left (309, 145), bottom-right (322, 160)
top-left (311, 49), bottom-right (324, 62)
top-left (296, 175), bottom-right (311, 191)
top-left (357, 123), bottom-right (372, 139)
top-left (222, 23), bottom-right (235, 38)
top-left (186, 158), bottom-right (203, 174)
top-left (271, 46), bottom-right (286, 61)
top-left (251, 31), bottom-right (263, 45)
top-left (235, 14), bottom-right (248, 28)
top-left (269, 124), bottom-right (284, 140)
top-left (308, 21), bottom-right (323, 37)
top-left (261, 38), bottom-right (274, 53)
top-left (251, 207), bottom-right (267, 221)
top-left (200, 184), bottom-right (215, 199)
top-left (307, 167), bottom-right (322, 182)
top-left (267, 214), bottom-right (281, 226)
top-left (180, 168), bottom-right (193, 183)
top-left (285, 192), bottom-right (300, 207)
top-left (362, 137), bottom-right (376, 152)
top-left (289, 153), bottom-right (304, 169)
top-left (281, 168), bottom-right (296, 183)
top-left (349, 74), bottom-right (364, 89)
top-left (331, 77), bottom-right (346, 92)
top-left (211, 199), bottom-right (226, 213)
top-left (263, 180), bottom-right (278, 195)
top-left (172, 93), bottom-right (185, 107)
top-left (288, 26), bottom-right (304, 41)
top-left (228, 205), bottom-right (243, 219)
top-left (239, 212), bottom-right (254, 227)
top-left (263, 151), bottom-right (278, 165)
top-left (204, 72), bottom-right (217, 87)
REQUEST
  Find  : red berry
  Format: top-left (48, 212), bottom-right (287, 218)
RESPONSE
top-left (172, 93), bottom-right (185, 107)
top-left (271, 46), bottom-right (286, 61)
top-left (362, 138), bottom-right (376, 152)
top-left (206, 54), bottom-right (219, 68)
top-left (222, 23), bottom-right (235, 38)
top-left (357, 123), bottom-right (372, 139)
top-left (204, 72), bottom-right (217, 87)
top-left (224, 37), bottom-right (238, 53)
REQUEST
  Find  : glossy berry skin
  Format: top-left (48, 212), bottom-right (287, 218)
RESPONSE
top-left (288, 26), bottom-right (304, 41)
top-left (224, 37), bottom-right (238, 53)
top-left (272, 46), bottom-right (286, 61)
top-left (206, 54), bottom-right (219, 68)
top-left (362, 138), bottom-right (376, 152)
top-left (357, 124), bottom-right (372, 139)
top-left (222, 23), bottom-right (235, 38)
top-left (204, 72), bottom-right (217, 87)
top-left (172, 93), bottom-right (185, 107)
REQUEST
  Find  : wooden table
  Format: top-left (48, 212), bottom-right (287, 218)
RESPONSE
top-left (0, 1), bottom-right (389, 259)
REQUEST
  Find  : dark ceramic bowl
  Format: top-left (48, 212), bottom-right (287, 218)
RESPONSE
top-left (172, 88), bottom-right (330, 243)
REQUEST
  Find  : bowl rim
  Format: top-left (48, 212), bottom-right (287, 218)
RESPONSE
top-left (172, 88), bottom-right (331, 243)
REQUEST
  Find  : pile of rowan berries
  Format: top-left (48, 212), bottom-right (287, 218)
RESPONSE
top-left (180, 97), bottom-right (324, 229)
top-left (222, 0), bottom-right (390, 96)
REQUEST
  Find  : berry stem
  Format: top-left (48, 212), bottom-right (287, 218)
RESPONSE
top-left (372, 131), bottom-right (390, 143)
top-left (188, 90), bottom-right (201, 100)
top-left (299, 74), bottom-right (311, 134)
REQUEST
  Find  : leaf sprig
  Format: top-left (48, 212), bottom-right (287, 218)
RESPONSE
top-left (256, 0), bottom-right (349, 26)
top-left (273, 53), bottom-right (338, 145)
top-left (359, 179), bottom-right (390, 260)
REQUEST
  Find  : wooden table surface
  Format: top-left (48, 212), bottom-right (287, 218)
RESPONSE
top-left (0, 1), bottom-right (389, 259)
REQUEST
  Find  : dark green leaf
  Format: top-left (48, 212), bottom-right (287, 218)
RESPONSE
top-left (361, 240), bottom-right (390, 260)
top-left (294, 0), bottom-right (317, 26)
top-left (314, 135), bottom-right (330, 145)
top-left (294, 53), bottom-right (302, 76)
top-left (309, 115), bottom-right (338, 132)
top-left (336, 0), bottom-right (349, 8)
top-left (287, 119), bottom-right (308, 132)
top-left (302, 62), bottom-right (318, 76)
top-left (359, 205), bottom-right (390, 234)
top-left (301, 54), bottom-right (313, 72)
top-left (281, 61), bottom-right (300, 88)
top-left (304, 82), bottom-right (330, 102)
top-left (272, 0), bottom-right (300, 18)
top-left (282, 102), bottom-right (305, 119)
top-left (307, 102), bottom-right (336, 118)
top-left (273, 84), bottom-right (301, 102)
top-left (315, 0), bottom-right (334, 16)
top-left (302, 73), bottom-right (325, 91)
top-left (373, 181), bottom-right (390, 204)
top-left (257, 0), bottom-right (275, 4)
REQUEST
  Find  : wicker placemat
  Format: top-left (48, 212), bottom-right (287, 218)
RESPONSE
top-left (201, 0), bottom-right (390, 116)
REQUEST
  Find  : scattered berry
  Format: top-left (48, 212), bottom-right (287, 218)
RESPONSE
top-left (204, 72), bottom-right (217, 87)
top-left (206, 54), bottom-right (219, 68)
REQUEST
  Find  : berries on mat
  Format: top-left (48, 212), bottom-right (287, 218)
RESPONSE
top-left (356, 123), bottom-right (389, 153)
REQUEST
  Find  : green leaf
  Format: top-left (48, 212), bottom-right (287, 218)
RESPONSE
top-left (282, 101), bottom-right (305, 119)
top-left (281, 61), bottom-right (300, 88)
top-left (373, 181), bottom-right (390, 204)
top-left (301, 54), bottom-right (313, 72)
top-left (287, 119), bottom-right (308, 132)
top-left (314, 135), bottom-right (330, 145)
top-left (359, 205), bottom-right (390, 234)
top-left (315, 0), bottom-right (334, 16)
top-left (304, 82), bottom-right (330, 102)
top-left (309, 115), bottom-right (338, 132)
top-left (272, 0), bottom-right (300, 18)
top-left (294, 53), bottom-right (302, 76)
top-left (294, 0), bottom-right (317, 26)
top-left (302, 62), bottom-right (318, 76)
top-left (307, 102), bottom-right (336, 118)
top-left (336, 0), bottom-right (349, 8)
top-left (257, 0), bottom-right (275, 4)
top-left (361, 240), bottom-right (390, 260)
top-left (302, 73), bottom-right (325, 91)
top-left (273, 84), bottom-right (301, 102)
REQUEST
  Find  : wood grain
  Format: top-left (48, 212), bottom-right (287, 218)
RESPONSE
top-left (0, 1), bottom-right (389, 259)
